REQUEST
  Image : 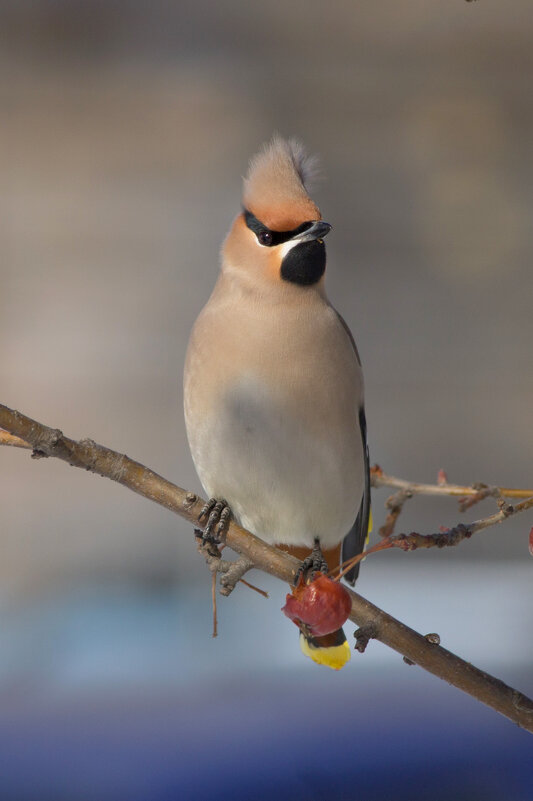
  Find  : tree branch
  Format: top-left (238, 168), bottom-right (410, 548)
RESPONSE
top-left (1, 403), bottom-right (533, 732)
top-left (0, 430), bottom-right (31, 449)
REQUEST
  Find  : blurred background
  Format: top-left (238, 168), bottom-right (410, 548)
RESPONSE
top-left (1, 1), bottom-right (532, 798)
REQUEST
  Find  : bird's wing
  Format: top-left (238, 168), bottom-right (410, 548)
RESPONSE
top-left (333, 309), bottom-right (371, 586)
top-left (341, 406), bottom-right (371, 585)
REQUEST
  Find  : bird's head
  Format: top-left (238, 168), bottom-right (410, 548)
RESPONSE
top-left (222, 136), bottom-right (331, 290)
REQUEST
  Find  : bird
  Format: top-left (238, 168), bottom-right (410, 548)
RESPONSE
top-left (184, 136), bottom-right (371, 670)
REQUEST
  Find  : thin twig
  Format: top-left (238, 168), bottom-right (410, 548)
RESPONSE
top-left (336, 496), bottom-right (533, 580)
top-left (379, 488), bottom-right (413, 538)
top-left (1, 403), bottom-right (533, 732)
top-left (239, 578), bottom-right (269, 598)
top-left (211, 572), bottom-right (218, 638)
top-left (391, 498), bottom-right (533, 550)
top-left (371, 464), bottom-right (533, 501)
top-left (372, 464), bottom-right (533, 539)
top-left (335, 493), bottom-right (533, 578)
top-left (332, 538), bottom-right (393, 582)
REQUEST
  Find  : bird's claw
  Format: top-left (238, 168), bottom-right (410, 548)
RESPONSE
top-left (295, 537), bottom-right (329, 584)
top-left (197, 498), bottom-right (232, 545)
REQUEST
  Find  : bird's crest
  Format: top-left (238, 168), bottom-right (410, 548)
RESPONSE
top-left (243, 136), bottom-right (321, 231)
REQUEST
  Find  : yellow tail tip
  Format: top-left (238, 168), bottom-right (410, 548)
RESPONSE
top-left (299, 631), bottom-right (351, 671)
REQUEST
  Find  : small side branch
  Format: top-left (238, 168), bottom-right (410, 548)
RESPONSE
top-left (353, 622), bottom-right (377, 653)
top-left (371, 464), bottom-right (533, 502)
top-left (371, 463), bottom-right (533, 541)
top-left (379, 488), bottom-right (413, 538)
top-left (389, 497), bottom-right (533, 552)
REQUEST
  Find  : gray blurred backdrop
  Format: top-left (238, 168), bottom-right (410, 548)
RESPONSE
top-left (1, 2), bottom-right (532, 798)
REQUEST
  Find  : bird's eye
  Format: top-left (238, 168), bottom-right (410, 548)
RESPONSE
top-left (258, 230), bottom-right (273, 246)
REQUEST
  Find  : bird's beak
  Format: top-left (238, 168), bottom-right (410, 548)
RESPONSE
top-left (293, 220), bottom-right (332, 243)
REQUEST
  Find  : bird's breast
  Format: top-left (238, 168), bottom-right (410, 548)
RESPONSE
top-left (184, 294), bottom-right (364, 548)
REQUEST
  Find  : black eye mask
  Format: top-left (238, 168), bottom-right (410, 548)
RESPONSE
top-left (243, 209), bottom-right (313, 247)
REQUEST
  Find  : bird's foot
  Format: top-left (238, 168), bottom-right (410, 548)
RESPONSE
top-left (295, 537), bottom-right (329, 584)
top-left (196, 497), bottom-right (232, 545)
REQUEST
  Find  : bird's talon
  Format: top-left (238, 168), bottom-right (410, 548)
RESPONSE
top-left (295, 538), bottom-right (329, 584)
top-left (199, 498), bottom-right (217, 522)
top-left (215, 506), bottom-right (231, 541)
top-left (198, 498), bottom-right (231, 544)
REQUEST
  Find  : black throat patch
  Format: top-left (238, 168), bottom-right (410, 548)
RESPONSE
top-left (281, 240), bottom-right (326, 286)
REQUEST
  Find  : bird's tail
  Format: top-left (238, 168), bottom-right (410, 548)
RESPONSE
top-left (279, 543), bottom-right (352, 669)
top-left (299, 628), bottom-right (351, 671)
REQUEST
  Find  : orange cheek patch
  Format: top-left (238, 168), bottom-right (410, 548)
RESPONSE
top-left (265, 250), bottom-right (283, 282)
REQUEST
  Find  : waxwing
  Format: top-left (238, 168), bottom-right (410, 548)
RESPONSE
top-left (184, 136), bottom-right (371, 669)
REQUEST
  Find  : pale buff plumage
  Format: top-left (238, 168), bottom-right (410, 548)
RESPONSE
top-left (184, 137), bottom-right (366, 554)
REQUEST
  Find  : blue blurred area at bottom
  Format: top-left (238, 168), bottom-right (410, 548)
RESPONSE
top-left (0, 579), bottom-right (531, 800)
top-left (0, 672), bottom-right (531, 801)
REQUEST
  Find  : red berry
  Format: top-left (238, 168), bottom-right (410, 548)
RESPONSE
top-left (282, 573), bottom-right (352, 636)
